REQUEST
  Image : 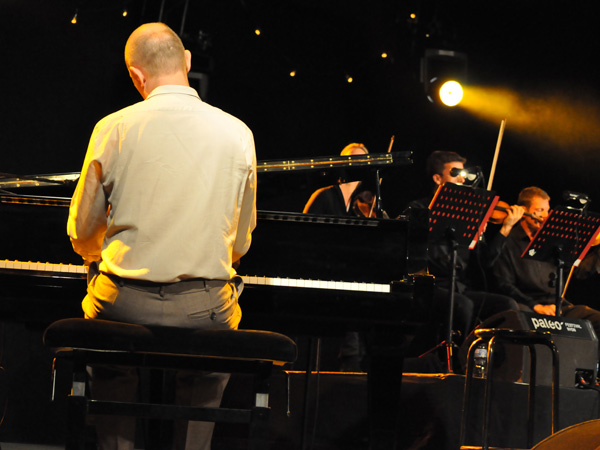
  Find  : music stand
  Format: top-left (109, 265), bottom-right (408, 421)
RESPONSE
top-left (522, 206), bottom-right (600, 316)
top-left (428, 183), bottom-right (498, 372)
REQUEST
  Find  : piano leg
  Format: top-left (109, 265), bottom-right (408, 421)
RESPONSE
top-left (366, 330), bottom-right (406, 450)
top-left (301, 337), bottom-right (321, 450)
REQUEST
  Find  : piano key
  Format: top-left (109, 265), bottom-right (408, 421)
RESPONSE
top-left (0, 259), bottom-right (391, 293)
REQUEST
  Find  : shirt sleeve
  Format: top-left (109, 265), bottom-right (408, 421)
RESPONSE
top-left (232, 128), bottom-right (257, 263)
top-left (575, 245), bottom-right (600, 279)
top-left (303, 185), bottom-right (347, 215)
top-left (484, 232), bottom-right (507, 268)
top-left (492, 236), bottom-right (538, 308)
top-left (303, 187), bottom-right (331, 214)
top-left (66, 121), bottom-right (113, 263)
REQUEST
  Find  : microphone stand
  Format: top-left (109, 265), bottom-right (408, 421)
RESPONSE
top-left (445, 227), bottom-right (459, 373)
top-left (422, 183), bottom-right (498, 373)
top-left (471, 167), bottom-right (486, 189)
top-left (554, 250), bottom-right (565, 316)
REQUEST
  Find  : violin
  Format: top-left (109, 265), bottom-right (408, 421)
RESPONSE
top-left (489, 200), bottom-right (542, 224)
top-left (351, 190), bottom-right (378, 218)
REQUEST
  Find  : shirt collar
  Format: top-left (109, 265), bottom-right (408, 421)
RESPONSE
top-left (146, 85), bottom-right (200, 100)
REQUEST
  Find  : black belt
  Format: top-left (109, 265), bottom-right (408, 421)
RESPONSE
top-left (106, 273), bottom-right (212, 293)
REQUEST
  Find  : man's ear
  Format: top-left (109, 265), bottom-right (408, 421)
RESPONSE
top-left (184, 50), bottom-right (192, 73)
top-left (432, 174), bottom-right (442, 186)
top-left (128, 66), bottom-right (147, 98)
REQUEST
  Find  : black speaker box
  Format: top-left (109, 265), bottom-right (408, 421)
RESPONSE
top-left (460, 310), bottom-right (598, 387)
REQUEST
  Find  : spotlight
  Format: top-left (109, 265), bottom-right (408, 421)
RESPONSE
top-left (421, 48), bottom-right (467, 106)
top-left (436, 79), bottom-right (464, 106)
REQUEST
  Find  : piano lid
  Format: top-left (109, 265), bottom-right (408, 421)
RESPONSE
top-left (0, 172), bottom-right (80, 189)
top-left (256, 151), bottom-right (413, 173)
top-left (0, 151), bottom-right (412, 190)
top-left (237, 210), bottom-right (410, 284)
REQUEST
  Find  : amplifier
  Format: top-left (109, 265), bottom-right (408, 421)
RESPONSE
top-left (460, 310), bottom-right (598, 387)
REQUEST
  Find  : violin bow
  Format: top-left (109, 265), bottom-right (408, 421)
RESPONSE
top-left (487, 119), bottom-right (506, 191)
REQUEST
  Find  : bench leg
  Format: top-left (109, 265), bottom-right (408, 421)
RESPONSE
top-left (249, 406), bottom-right (271, 450)
top-left (66, 395), bottom-right (88, 450)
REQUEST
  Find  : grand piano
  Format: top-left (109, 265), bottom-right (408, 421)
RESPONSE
top-left (0, 151), bottom-right (433, 449)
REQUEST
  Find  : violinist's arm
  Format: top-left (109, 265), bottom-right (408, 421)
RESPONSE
top-left (499, 205), bottom-right (525, 237)
top-left (574, 245), bottom-right (600, 279)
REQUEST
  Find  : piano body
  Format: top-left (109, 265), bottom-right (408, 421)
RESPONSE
top-left (0, 151), bottom-right (432, 448)
top-left (237, 210), bottom-right (431, 335)
top-left (0, 151), bottom-right (429, 329)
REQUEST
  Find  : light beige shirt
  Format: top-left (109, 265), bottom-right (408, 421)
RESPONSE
top-left (68, 85), bottom-right (256, 282)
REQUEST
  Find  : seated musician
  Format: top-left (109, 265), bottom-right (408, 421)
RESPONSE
top-left (303, 142), bottom-right (374, 371)
top-left (67, 23), bottom-right (256, 450)
top-left (303, 142), bottom-right (378, 217)
top-left (405, 151), bottom-right (522, 356)
top-left (566, 242), bottom-right (600, 310)
top-left (492, 186), bottom-right (600, 345)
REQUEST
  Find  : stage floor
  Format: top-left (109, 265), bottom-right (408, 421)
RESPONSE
top-left (1, 323), bottom-right (598, 449)
top-left (211, 371), bottom-right (600, 450)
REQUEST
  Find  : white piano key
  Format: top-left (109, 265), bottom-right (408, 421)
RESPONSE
top-left (0, 262), bottom-right (390, 292)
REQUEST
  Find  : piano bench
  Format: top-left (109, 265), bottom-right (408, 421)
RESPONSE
top-left (43, 318), bottom-right (298, 450)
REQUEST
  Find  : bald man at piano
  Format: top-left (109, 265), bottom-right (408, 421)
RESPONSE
top-left (67, 22), bottom-right (256, 450)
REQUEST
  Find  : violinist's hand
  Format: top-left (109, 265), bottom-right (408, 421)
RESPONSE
top-left (499, 205), bottom-right (525, 237)
top-left (533, 304), bottom-right (556, 316)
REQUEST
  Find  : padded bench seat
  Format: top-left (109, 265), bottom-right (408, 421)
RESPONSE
top-left (43, 318), bottom-right (298, 450)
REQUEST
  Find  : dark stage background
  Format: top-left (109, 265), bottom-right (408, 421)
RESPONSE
top-left (2, 0), bottom-right (600, 216)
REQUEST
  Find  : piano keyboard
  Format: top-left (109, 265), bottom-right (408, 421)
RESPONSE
top-left (0, 259), bottom-right (391, 293)
top-left (0, 259), bottom-right (87, 274)
top-left (242, 275), bottom-right (390, 293)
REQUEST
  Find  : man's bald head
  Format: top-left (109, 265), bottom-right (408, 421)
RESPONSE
top-left (125, 23), bottom-right (187, 78)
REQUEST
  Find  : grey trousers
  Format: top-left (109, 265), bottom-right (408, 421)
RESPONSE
top-left (83, 266), bottom-right (242, 450)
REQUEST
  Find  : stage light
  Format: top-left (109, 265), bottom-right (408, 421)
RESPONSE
top-left (254, 28), bottom-right (261, 36)
top-left (346, 75), bottom-right (353, 83)
top-left (71, 10), bottom-right (78, 24)
top-left (381, 52), bottom-right (388, 59)
top-left (122, 9), bottom-right (128, 17)
top-left (421, 48), bottom-right (467, 106)
top-left (289, 70), bottom-right (296, 77)
top-left (425, 77), bottom-right (464, 106)
top-left (439, 80), bottom-right (463, 106)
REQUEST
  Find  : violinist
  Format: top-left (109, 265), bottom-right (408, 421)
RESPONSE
top-left (492, 187), bottom-right (600, 345)
top-left (302, 142), bottom-right (374, 372)
top-left (303, 143), bottom-right (376, 217)
top-left (405, 151), bottom-right (522, 355)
